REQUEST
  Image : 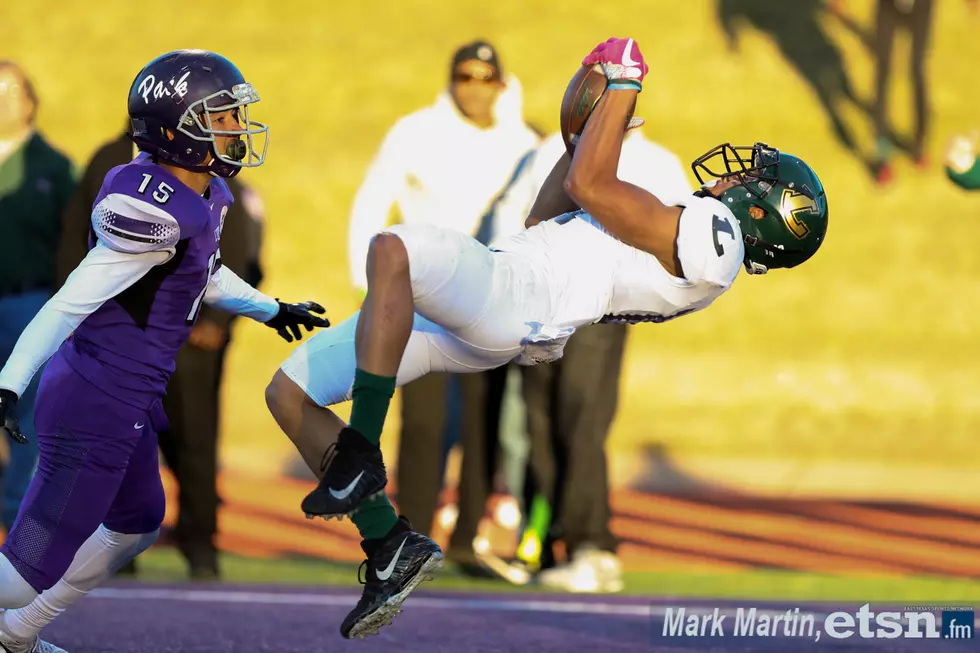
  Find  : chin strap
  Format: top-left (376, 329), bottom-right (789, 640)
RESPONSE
top-left (743, 235), bottom-right (769, 274)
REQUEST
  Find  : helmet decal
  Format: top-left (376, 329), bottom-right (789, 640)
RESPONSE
top-left (136, 71), bottom-right (191, 105)
top-left (778, 188), bottom-right (816, 239)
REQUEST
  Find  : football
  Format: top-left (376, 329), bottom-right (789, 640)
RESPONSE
top-left (560, 64), bottom-right (608, 154)
top-left (559, 64), bottom-right (637, 154)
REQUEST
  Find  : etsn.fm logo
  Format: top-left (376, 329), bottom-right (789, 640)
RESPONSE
top-left (941, 610), bottom-right (974, 640)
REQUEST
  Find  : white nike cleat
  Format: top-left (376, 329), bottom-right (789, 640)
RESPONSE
top-left (0, 615), bottom-right (68, 653)
top-left (536, 545), bottom-right (623, 594)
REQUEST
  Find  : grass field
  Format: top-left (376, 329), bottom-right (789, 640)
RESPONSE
top-left (136, 547), bottom-right (980, 603)
top-left (6, 0), bottom-right (980, 481)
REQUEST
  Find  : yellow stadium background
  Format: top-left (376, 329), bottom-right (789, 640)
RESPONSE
top-left (6, 0), bottom-right (979, 505)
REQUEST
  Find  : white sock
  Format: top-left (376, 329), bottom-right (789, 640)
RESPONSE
top-left (0, 553), bottom-right (38, 609)
top-left (3, 525), bottom-right (158, 640)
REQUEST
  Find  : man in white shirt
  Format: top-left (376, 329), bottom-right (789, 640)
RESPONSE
top-left (488, 129), bottom-right (693, 592)
top-left (346, 41), bottom-right (540, 548)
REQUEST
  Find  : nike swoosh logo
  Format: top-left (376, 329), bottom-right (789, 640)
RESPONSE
top-left (134, 422), bottom-right (145, 429)
top-left (375, 536), bottom-right (408, 581)
top-left (328, 471), bottom-right (364, 500)
top-left (622, 38), bottom-right (639, 66)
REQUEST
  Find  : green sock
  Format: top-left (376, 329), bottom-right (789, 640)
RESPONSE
top-left (349, 368), bottom-right (396, 446)
top-left (351, 492), bottom-right (399, 540)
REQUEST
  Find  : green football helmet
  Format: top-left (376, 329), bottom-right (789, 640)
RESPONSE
top-left (692, 142), bottom-right (828, 275)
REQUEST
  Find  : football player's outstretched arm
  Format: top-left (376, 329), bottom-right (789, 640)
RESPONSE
top-left (203, 265), bottom-right (330, 343)
top-left (525, 150), bottom-right (580, 228)
top-left (563, 88), bottom-right (684, 277)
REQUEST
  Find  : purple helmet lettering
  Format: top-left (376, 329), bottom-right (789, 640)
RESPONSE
top-left (127, 50), bottom-right (269, 178)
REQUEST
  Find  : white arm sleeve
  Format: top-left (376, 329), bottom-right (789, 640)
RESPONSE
top-left (0, 242), bottom-right (170, 396)
top-left (348, 123), bottom-right (410, 291)
top-left (203, 265), bottom-right (279, 322)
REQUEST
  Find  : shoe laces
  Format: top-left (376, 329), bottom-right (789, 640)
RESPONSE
top-left (357, 559), bottom-right (369, 585)
top-left (319, 442), bottom-right (337, 473)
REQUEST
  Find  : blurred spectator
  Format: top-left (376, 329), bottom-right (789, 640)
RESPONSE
top-left (347, 40), bottom-right (539, 555)
top-left (945, 130), bottom-right (980, 189)
top-left (58, 128), bottom-right (265, 578)
top-left (487, 130), bottom-right (693, 592)
top-left (717, 0), bottom-right (860, 157)
top-left (868, 0), bottom-right (935, 184)
top-left (0, 60), bottom-right (74, 532)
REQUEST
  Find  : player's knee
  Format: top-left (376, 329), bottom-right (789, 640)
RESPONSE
top-left (0, 586), bottom-right (36, 609)
top-left (0, 551), bottom-right (39, 607)
top-left (133, 528), bottom-right (160, 557)
top-left (266, 369), bottom-right (316, 435)
top-left (366, 232), bottom-right (410, 280)
top-left (124, 496), bottom-right (165, 536)
top-left (147, 495), bottom-right (166, 532)
top-left (100, 525), bottom-right (159, 552)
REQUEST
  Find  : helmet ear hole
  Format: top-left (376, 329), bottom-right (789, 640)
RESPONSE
top-left (748, 205), bottom-right (767, 220)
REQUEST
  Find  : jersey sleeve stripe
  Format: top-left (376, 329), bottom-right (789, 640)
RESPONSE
top-left (99, 221), bottom-right (165, 244)
top-left (100, 212), bottom-right (170, 242)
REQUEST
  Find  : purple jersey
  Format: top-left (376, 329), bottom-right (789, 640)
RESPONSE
top-left (61, 153), bottom-right (232, 408)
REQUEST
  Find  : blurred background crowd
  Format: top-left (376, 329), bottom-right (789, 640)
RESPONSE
top-left (2, 0), bottom-right (979, 593)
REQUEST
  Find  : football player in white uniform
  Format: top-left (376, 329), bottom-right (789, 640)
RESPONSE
top-left (265, 37), bottom-right (828, 639)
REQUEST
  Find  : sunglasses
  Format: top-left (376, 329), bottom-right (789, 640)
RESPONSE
top-left (452, 71), bottom-right (499, 84)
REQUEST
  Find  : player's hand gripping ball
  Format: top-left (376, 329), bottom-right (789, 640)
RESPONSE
top-left (560, 37), bottom-right (648, 154)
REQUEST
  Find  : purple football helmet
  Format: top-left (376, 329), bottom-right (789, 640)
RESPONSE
top-left (127, 50), bottom-right (269, 178)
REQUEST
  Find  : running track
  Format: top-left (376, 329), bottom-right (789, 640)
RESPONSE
top-left (40, 583), bottom-right (977, 652)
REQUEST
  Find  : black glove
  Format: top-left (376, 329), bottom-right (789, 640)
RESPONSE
top-left (0, 389), bottom-right (27, 445)
top-left (264, 301), bottom-right (330, 343)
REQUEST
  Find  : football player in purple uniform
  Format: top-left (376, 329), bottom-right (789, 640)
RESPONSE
top-left (0, 50), bottom-right (329, 653)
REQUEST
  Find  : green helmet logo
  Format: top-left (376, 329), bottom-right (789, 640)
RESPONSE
top-left (779, 188), bottom-right (816, 239)
top-left (692, 142), bottom-right (828, 275)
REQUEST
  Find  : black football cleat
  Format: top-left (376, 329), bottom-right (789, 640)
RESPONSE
top-left (301, 427), bottom-right (388, 520)
top-left (341, 518), bottom-right (444, 639)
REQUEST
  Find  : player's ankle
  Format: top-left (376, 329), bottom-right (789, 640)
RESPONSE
top-left (337, 427), bottom-right (380, 452)
top-left (353, 497), bottom-right (400, 545)
top-left (349, 368), bottom-right (396, 445)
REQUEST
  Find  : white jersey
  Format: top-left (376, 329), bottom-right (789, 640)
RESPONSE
top-left (281, 195), bottom-right (744, 408)
top-left (491, 193), bottom-right (744, 329)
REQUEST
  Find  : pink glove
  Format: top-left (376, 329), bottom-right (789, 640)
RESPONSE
top-left (582, 37), bottom-right (648, 85)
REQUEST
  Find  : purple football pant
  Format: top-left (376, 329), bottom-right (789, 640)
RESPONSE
top-left (0, 353), bottom-right (166, 592)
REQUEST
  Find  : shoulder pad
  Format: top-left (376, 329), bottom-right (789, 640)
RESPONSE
top-left (92, 192), bottom-right (180, 255)
top-left (676, 195), bottom-right (743, 288)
